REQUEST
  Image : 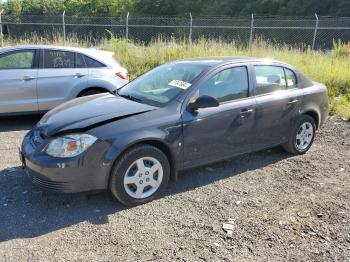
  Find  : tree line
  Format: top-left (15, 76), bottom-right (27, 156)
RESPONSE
top-left (1, 0), bottom-right (349, 17)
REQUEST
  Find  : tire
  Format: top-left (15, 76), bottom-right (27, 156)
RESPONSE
top-left (109, 144), bottom-right (170, 206)
top-left (79, 89), bottom-right (106, 97)
top-left (282, 115), bottom-right (316, 155)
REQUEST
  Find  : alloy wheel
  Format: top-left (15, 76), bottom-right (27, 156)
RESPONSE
top-left (295, 122), bottom-right (314, 151)
top-left (123, 157), bottom-right (163, 199)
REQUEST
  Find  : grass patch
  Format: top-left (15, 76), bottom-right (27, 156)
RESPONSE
top-left (101, 37), bottom-right (350, 119)
top-left (3, 36), bottom-right (350, 120)
top-left (330, 96), bottom-right (350, 120)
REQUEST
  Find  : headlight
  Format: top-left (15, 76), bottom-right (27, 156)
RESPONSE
top-left (45, 134), bottom-right (97, 158)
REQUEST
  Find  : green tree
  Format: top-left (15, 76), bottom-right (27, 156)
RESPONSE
top-left (3, 0), bottom-right (23, 16)
top-left (2, 0), bottom-right (350, 17)
top-left (133, 0), bottom-right (177, 16)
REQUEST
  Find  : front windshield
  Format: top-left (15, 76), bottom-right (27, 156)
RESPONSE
top-left (118, 62), bottom-right (209, 107)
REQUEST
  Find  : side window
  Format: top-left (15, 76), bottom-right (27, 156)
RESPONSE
top-left (84, 55), bottom-right (106, 68)
top-left (254, 66), bottom-right (286, 95)
top-left (42, 50), bottom-right (75, 69)
top-left (0, 50), bottom-right (34, 69)
top-left (284, 68), bottom-right (297, 89)
top-left (75, 53), bottom-right (86, 68)
top-left (199, 66), bottom-right (249, 103)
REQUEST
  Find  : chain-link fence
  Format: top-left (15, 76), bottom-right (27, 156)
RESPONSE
top-left (1, 13), bottom-right (350, 49)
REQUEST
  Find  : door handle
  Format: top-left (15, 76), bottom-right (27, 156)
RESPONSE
top-left (22, 76), bottom-right (36, 81)
top-left (240, 109), bottom-right (254, 114)
top-left (74, 73), bottom-right (85, 78)
top-left (287, 99), bottom-right (299, 104)
top-left (239, 108), bottom-right (254, 118)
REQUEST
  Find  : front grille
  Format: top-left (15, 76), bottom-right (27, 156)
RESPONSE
top-left (32, 175), bottom-right (70, 192)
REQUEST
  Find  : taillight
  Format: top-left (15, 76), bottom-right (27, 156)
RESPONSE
top-left (116, 71), bottom-right (128, 81)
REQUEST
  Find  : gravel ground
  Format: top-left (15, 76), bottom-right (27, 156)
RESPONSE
top-left (0, 115), bottom-right (349, 261)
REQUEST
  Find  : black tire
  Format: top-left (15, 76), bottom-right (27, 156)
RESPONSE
top-left (109, 144), bottom-right (170, 206)
top-left (282, 115), bottom-right (316, 155)
top-left (79, 89), bottom-right (106, 97)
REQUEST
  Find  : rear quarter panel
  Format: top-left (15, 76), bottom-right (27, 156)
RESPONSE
top-left (88, 68), bottom-right (128, 90)
top-left (300, 82), bottom-right (329, 128)
top-left (66, 68), bottom-right (128, 99)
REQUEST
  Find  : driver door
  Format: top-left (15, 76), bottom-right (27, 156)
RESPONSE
top-left (182, 65), bottom-right (257, 168)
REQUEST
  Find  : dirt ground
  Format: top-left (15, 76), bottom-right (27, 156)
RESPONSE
top-left (0, 115), bottom-right (349, 261)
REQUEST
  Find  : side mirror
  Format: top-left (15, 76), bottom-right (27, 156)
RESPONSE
top-left (188, 95), bottom-right (219, 111)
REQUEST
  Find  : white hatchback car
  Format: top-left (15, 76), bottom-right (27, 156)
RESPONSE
top-left (0, 45), bottom-right (129, 115)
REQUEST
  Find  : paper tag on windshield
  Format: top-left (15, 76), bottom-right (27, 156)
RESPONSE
top-left (168, 80), bottom-right (192, 89)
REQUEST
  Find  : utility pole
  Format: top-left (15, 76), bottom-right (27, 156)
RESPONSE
top-left (249, 13), bottom-right (254, 48)
top-left (62, 10), bottom-right (66, 44)
top-left (189, 12), bottom-right (193, 44)
top-left (312, 13), bottom-right (319, 50)
top-left (126, 12), bottom-right (129, 40)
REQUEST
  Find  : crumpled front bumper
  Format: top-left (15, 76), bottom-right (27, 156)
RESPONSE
top-left (20, 129), bottom-right (112, 194)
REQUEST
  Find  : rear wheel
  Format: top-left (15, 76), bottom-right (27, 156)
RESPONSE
top-left (109, 144), bottom-right (170, 206)
top-left (282, 115), bottom-right (316, 155)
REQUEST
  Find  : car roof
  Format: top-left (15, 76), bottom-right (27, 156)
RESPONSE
top-left (173, 56), bottom-right (292, 67)
top-left (0, 45), bottom-right (121, 67)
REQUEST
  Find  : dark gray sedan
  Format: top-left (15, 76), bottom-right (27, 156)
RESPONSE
top-left (21, 57), bottom-right (329, 206)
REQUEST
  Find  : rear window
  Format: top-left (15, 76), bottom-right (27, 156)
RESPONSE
top-left (75, 53), bottom-right (86, 68)
top-left (254, 66), bottom-right (286, 95)
top-left (254, 65), bottom-right (299, 95)
top-left (84, 56), bottom-right (106, 68)
top-left (285, 68), bottom-right (297, 89)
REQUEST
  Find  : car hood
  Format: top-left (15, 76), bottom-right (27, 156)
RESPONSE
top-left (37, 94), bottom-right (157, 136)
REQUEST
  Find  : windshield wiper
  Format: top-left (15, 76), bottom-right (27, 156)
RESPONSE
top-left (117, 91), bottom-right (143, 103)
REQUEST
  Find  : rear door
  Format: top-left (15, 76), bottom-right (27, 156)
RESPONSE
top-left (182, 65), bottom-right (257, 168)
top-left (36, 49), bottom-right (88, 111)
top-left (252, 64), bottom-right (303, 149)
top-left (0, 49), bottom-right (38, 113)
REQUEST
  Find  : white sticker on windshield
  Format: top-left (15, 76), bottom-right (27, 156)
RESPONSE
top-left (168, 80), bottom-right (192, 89)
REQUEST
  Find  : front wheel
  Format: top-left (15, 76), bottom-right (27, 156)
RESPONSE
top-left (109, 144), bottom-right (170, 206)
top-left (282, 115), bottom-right (316, 155)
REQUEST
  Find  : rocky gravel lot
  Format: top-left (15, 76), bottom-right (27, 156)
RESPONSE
top-left (0, 115), bottom-right (349, 261)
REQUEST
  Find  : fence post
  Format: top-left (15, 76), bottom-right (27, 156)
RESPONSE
top-left (126, 12), bottom-right (129, 40)
top-left (249, 13), bottom-right (254, 48)
top-left (62, 10), bottom-right (66, 44)
top-left (312, 13), bottom-right (319, 51)
top-left (0, 9), bottom-right (4, 47)
top-left (189, 12), bottom-right (193, 44)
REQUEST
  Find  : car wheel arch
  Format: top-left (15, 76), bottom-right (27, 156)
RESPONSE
top-left (77, 87), bottom-right (110, 97)
top-left (108, 139), bottom-right (178, 186)
top-left (299, 109), bottom-right (320, 129)
top-left (304, 111), bottom-right (320, 129)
